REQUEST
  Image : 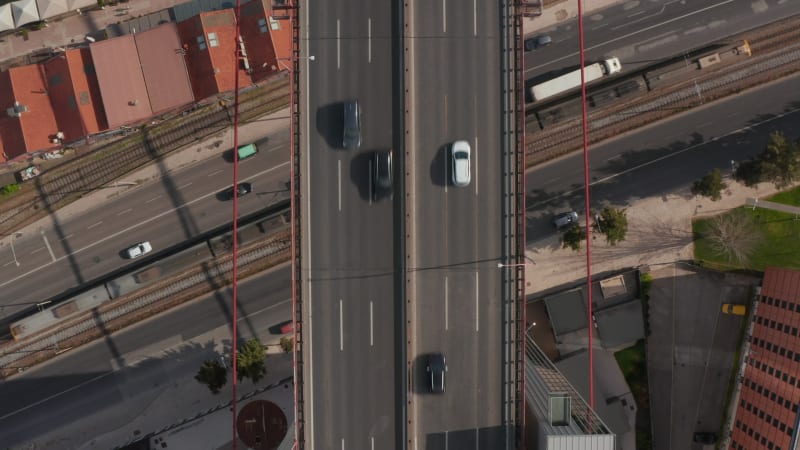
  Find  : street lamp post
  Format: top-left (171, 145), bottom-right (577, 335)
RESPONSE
top-left (497, 262), bottom-right (527, 269)
top-left (9, 232), bottom-right (22, 267)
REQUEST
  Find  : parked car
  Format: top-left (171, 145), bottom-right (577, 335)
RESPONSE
top-left (692, 432), bottom-right (718, 444)
top-left (553, 211), bottom-right (578, 229)
top-left (124, 241), bottom-right (153, 259)
top-left (427, 353), bottom-right (447, 393)
top-left (451, 140), bottom-right (471, 187)
top-left (220, 182), bottom-right (253, 200)
top-left (722, 303), bottom-right (746, 316)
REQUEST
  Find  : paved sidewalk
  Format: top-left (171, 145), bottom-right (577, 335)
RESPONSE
top-left (0, 0), bottom-right (180, 62)
top-left (524, 178), bottom-right (795, 295)
top-left (0, 107), bottom-right (290, 253)
top-left (68, 316), bottom-right (296, 450)
top-left (523, 0), bottom-right (626, 35)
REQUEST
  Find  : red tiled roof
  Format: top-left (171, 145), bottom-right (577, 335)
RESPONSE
top-left (134, 23), bottom-right (195, 114)
top-left (43, 48), bottom-right (108, 143)
top-left (240, 0), bottom-right (283, 82)
top-left (264, 2), bottom-right (293, 63)
top-left (177, 9), bottom-right (252, 100)
top-left (729, 267), bottom-right (800, 450)
top-left (90, 36), bottom-right (153, 128)
top-left (0, 65), bottom-right (60, 162)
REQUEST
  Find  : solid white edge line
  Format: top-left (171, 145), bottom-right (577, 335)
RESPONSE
top-left (303, 4), bottom-right (315, 448)
top-left (370, 300), bottom-right (374, 346)
top-left (475, 272), bottom-right (479, 332)
top-left (474, 135), bottom-right (478, 196)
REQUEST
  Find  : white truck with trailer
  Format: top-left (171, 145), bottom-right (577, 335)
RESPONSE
top-left (530, 57), bottom-right (622, 102)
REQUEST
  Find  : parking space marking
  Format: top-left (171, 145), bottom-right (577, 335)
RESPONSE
top-left (40, 229), bottom-right (56, 262)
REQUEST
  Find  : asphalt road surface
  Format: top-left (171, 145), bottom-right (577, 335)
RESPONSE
top-left (301, 0), bottom-right (399, 448)
top-left (525, 0), bottom-right (800, 86)
top-left (407, 1), bottom-right (507, 449)
top-left (0, 130), bottom-right (291, 323)
top-left (525, 73), bottom-right (800, 236)
top-left (0, 266), bottom-right (294, 449)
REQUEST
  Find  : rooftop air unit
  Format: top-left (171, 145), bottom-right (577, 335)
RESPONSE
top-left (6, 102), bottom-right (28, 118)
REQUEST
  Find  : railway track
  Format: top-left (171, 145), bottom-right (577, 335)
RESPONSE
top-left (0, 79), bottom-right (289, 235)
top-left (523, 15), bottom-right (800, 167)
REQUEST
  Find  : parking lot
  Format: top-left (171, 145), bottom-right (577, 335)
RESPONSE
top-left (647, 263), bottom-right (758, 450)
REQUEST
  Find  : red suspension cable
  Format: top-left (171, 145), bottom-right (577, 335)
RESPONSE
top-left (231, 0), bottom-right (243, 448)
top-left (576, 0), bottom-right (595, 417)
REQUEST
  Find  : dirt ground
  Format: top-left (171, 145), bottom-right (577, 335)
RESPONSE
top-left (524, 178), bottom-right (794, 294)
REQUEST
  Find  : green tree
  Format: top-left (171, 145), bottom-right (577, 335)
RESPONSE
top-left (758, 131), bottom-right (800, 189)
top-left (734, 159), bottom-right (762, 187)
top-left (237, 338), bottom-right (267, 383)
top-left (691, 168), bottom-right (726, 201)
top-left (195, 359), bottom-right (227, 394)
top-left (596, 206), bottom-right (629, 245)
top-left (280, 336), bottom-right (294, 353)
top-left (562, 224), bottom-right (586, 251)
top-left (0, 184), bottom-right (20, 196)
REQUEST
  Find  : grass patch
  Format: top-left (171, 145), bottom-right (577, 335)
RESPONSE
top-left (0, 184), bottom-right (20, 197)
top-left (694, 186), bottom-right (800, 271)
top-left (615, 339), bottom-right (652, 450)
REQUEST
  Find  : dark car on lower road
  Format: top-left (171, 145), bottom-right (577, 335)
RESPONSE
top-left (692, 432), bottom-right (717, 445)
top-left (553, 211), bottom-right (578, 229)
top-left (219, 182), bottom-right (253, 201)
